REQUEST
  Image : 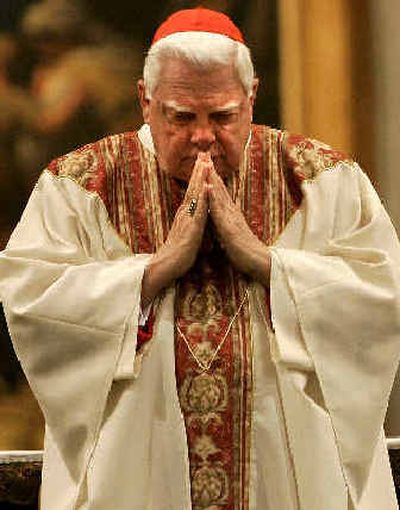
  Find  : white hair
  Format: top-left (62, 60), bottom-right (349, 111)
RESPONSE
top-left (143, 31), bottom-right (255, 98)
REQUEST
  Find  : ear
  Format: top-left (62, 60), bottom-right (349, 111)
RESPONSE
top-left (249, 78), bottom-right (259, 107)
top-left (137, 79), bottom-right (151, 123)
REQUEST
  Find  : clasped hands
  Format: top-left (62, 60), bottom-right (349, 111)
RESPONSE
top-left (141, 152), bottom-right (271, 305)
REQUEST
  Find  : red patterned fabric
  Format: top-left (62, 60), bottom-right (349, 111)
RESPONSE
top-left (137, 307), bottom-right (155, 351)
top-left (152, 7), bottom-right (245, 45)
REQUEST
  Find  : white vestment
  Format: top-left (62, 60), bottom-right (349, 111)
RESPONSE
top-left (0, 133), bottom-right (399, 509)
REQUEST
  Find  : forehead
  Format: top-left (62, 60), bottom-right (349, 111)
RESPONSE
top-left (154, 57), bottom-right (246, 106)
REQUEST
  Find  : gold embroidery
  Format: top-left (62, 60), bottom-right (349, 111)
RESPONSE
top-left (176, 289), bottom-right (248, 373)
top-left (192, 462), bottom-right (229, 508)
top-left (284, 132), bottom-right (353, 181)
top-left (57, 148), bottom-right (99, 187)
top-left (179, 370), bottom-right (230, 508)
top-left (179, 371), bottom-right (228, 425)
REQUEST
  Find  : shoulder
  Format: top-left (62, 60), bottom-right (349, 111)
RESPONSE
top-left (46, 131), bottom-right (140, 190)
top-left (250, 125), bottom-right (354, 181)
top-left (280, 130), bottom-right (354, 181)
top-left (249, 125), bottom-right (358, 210)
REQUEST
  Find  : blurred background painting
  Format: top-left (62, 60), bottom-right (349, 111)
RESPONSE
top-left (0, 0), bottom-right (399, 452)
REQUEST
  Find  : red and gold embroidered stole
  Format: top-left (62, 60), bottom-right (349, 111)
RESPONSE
top-left (49, 125), bottom-right (349, 509)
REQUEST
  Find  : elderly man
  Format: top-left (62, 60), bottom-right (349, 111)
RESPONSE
top-left (0, 7), bottom-right (399, 510)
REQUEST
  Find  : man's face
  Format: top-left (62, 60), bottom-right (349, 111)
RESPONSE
top-left (139, 57), bottom-right (257, 182)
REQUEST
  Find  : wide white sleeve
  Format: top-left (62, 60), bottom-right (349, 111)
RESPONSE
top-left (0, 170), bottom-right (151, 483)
top-left (269, 163), bottom-right (400, 505)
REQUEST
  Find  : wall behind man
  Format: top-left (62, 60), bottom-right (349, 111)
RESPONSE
top-left (369, 0), bottom-right (400, 438)
top-left (278, 0), bottom-right (375, 178)
top-left (369, 0), bottom-right (400, 232)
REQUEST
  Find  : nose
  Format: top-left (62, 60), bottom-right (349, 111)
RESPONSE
top-left (190, 122), bottom-right (216, 151)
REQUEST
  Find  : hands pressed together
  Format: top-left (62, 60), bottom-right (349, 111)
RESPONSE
top-left (141, 152), bottom-right (271, 305)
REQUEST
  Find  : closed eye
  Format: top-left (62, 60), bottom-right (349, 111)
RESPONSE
top-left (210, 111), bottom-right (239, 124)
top-left (173, 111), bottom-right (196, 124)
top-left (161, 104), bottom-right (196, 125)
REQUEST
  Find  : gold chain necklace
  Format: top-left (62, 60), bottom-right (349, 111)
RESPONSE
top-left (176, 288), bottom-right (249, 372)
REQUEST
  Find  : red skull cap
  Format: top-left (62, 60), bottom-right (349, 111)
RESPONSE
top-left (152, 7), bottom-right (245, 45)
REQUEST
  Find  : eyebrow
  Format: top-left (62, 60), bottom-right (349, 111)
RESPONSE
top-left (212, 101), bottom-right (242, 112)
top-left (162, 100), bottom-right (242, 114)
top-left (162, 100), bottom-right (194, 113)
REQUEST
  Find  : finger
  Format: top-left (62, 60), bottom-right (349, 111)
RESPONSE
top-left (208, 164), bottom-right (232, 202)
top-left (185, 181), bottom-right (209, 222)
top-left (182, 153), bottom-right (212, 222)
top-left (186, 152), bottom-right (212, 198)
top-left (175, 177), bottom-right (209, 225)
top-left (207, 171), bottom-right (233, 215)
top-left (196, 182), bottom-right (209, 220)
top-left (188, 152), bottom-right (207, 187)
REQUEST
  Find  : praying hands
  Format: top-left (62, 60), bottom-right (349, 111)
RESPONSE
top-left (141, 152), bottom-right (271, 306)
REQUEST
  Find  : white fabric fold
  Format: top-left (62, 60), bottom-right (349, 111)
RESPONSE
top-left (270, 163), bottom-right (400, 508)
top-left (0, 170), bottom-right (151, 506)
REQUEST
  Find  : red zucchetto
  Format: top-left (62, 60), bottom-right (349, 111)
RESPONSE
top-left (152, 7), bottom-right (245, 45)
